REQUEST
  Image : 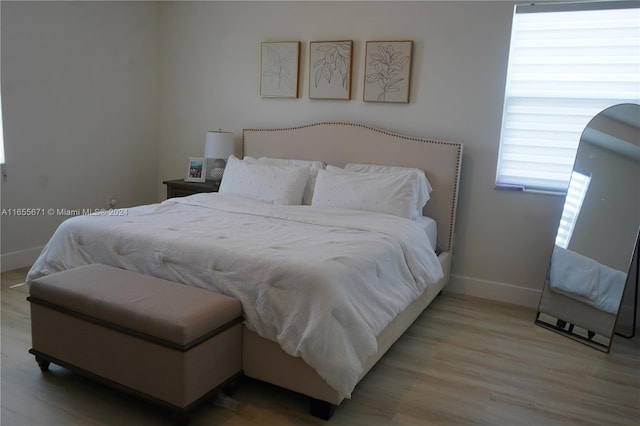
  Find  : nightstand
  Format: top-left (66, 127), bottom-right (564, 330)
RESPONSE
top-left (163, 179), bottom-right (219, 198)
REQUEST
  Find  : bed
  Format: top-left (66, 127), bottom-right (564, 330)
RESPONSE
top-left (26, 122), bottom-right (463, 418)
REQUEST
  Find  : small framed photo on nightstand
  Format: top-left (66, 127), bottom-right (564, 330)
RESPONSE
top-left (185, 157), bottom-right (206, 182)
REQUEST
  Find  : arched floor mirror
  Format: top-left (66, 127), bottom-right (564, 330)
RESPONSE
top-left (535, 103), bottom-right (640, 352)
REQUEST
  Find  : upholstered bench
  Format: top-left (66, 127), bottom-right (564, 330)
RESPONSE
top-left (28, 264), bottom-right (243, 422)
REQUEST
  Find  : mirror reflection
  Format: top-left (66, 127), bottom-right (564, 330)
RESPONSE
top-left (536, 103), bottom-right (640, 352)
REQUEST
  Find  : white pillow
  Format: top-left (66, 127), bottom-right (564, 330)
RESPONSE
top-left (311, 167), bottom-right (417, 219)
top-left (344, 163), bottom-right (432, 217)
top-left (219, 156), bottom-right (308, 205)
top-left (255, 157), bottom-right (325, 205)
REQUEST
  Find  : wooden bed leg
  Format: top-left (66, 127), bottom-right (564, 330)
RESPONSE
top-left (35, 356), bottom-right (50, 372)
top-left (222, 375), bottom-right (240, 396)
top-left (309, 398), bottom-right (336, 420)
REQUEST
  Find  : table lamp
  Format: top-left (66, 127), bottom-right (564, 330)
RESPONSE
top-left (204, 130), bottom-right (235, 183)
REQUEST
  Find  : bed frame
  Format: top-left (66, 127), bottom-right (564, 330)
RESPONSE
top-left (241, 122), bottom-right (463, 418)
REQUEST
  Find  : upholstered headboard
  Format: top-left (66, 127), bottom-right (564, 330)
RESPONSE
top-left (242, 122), bottom-right (462, 253)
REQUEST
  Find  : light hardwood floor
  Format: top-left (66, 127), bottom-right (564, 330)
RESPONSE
top-left (2, 266), bottom-right (638, 425)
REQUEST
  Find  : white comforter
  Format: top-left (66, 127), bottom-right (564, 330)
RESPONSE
top-left (27, 193), bottom-right (443, 399)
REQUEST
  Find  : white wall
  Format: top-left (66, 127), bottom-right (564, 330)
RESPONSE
top-left (0, 1), bottom-right (160, 271)
top-left (157, 1), bottom-right (564, 307)
top-left (1, 1), bottom-right (569, 308)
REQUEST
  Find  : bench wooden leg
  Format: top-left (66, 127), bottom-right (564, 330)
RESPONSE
top-left (34, 356), bottom-right (50, 372)
top-left (309, 398), bottom-right (336, 420)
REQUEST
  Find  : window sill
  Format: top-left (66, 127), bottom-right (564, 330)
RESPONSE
top-left (494, 183), bottom-right (566, 196)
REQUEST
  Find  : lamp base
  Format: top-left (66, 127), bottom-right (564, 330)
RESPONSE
top-left (205, 158), bottom-right (226, 182)
top-left (208, 168), bottom-right (224, 183)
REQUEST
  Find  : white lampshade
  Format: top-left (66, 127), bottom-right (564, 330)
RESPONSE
top-left (204, 130), bottom-right (235, 159)
top-left (204, 130), bottom-right (235, 182)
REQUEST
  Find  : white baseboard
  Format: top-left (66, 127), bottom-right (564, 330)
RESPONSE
top-left (1, 246), bottom-right (42, 272)
top-left (446, 274), bottom-right (542, 309)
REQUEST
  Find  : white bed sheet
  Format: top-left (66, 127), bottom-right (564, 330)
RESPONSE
top-left (415, 216), bottom-right (437, 251)
top-left (27, 193), bottom-right (443, 399)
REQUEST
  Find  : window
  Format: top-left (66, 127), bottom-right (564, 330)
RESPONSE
top-left (496, 2), bottom-right (640, 193)
top-left (555, 170), bottom-right (591, 249)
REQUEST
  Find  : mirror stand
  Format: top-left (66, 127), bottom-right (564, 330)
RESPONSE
top-left (615, 235), bottom-right (639, 339)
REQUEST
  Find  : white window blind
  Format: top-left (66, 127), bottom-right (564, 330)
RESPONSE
top-left (555, 170), bottom-right (591, 249)
top-left (496, 2), bottom-right (640, 192)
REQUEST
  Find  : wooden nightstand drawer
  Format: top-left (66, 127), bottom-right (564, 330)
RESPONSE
top-left (163, 179), bottom-right (219, 199)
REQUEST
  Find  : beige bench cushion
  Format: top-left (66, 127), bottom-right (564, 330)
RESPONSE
top-left (29, 264), bottom-right (242, 347)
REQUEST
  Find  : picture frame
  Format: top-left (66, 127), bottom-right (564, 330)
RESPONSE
top-left (185, 157), bottom-right (206, 182)
top-left (309, 40), bottom-right (353, 100)
top-left (363, 40), bottom-right (413, 103)
top-left (260, 41), bottom-right (300, 98)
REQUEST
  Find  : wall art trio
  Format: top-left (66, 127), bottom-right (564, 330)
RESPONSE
top-left (259, 40), bottom-right (413, 103)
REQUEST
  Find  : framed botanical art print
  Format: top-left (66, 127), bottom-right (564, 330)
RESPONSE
top-left (260, 41), bottom-right (300, 98)
top-left (309, 40), bottom-right (353, 100)
top-left (363, 41), bottom-right (413, 103)
top-left (185, 157), bottom-right (206, 182)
